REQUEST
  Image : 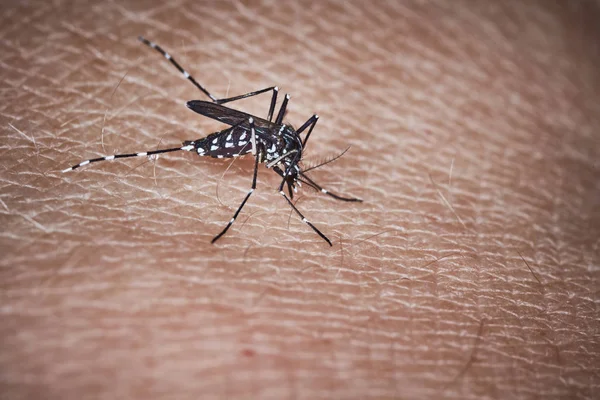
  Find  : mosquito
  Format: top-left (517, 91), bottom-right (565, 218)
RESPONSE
top-left (62, 36), bottom-right (362, 246)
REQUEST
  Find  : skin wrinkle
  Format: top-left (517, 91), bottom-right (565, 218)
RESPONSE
top-left (1, 0), bottom-right (600, 399)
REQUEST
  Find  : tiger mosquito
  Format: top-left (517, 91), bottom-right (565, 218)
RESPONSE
top-left (62, 36), bottom-right (362, 246)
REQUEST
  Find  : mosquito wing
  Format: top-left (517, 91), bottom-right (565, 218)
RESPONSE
top-left (186, 100), bottom-right (278, 131)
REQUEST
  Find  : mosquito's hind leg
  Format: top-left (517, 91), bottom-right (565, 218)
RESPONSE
top-left (138, 36), bottom-right (218, 102)
top-left (62, 144), bottom-right (194, 172)
top-left (138, 37), bottom-right (279, 121)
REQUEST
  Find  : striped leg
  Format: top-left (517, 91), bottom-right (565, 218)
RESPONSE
top-left (62, 144), bottom-right (194, 172)
top-left (138, 36), bottom-right (279, 121)
top-left (271, 165), bottom-right (332, 246)
top-left (279, 190), bottom-right (332, 246)
top-left (212, 119), bottom-right (260, 243)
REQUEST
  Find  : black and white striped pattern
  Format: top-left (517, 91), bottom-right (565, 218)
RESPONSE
top-left (279, 189), bottom-right (332, 246)
top-left (139, 36), bottom-right (282, 121)
top-left (188, 124), bottom-right (254, 159)
top-left (138, 36), bottom-right (218, 102)
top-left (62, 145), bottom-right (192, 173)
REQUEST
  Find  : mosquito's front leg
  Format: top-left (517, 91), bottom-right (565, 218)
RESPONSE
top-left (279, 190), bottom-right (332, 246)
top-left (272, 157), bottom-right (332, 246)
top-left (211, 118), bottom-right (260, 243)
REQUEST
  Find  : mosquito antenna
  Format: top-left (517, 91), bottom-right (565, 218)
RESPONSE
top-left (297, 177), bottom-right (320, 192)
top-left (302, 146), bottom-right (351, 173)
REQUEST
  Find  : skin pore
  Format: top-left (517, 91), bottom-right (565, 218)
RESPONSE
top-left (1, 1), bottom-right (599, 399)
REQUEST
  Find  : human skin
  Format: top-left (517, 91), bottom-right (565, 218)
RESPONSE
top-left (1, 0), bottom-right (599, 399)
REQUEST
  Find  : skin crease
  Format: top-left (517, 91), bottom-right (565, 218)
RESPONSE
top-left (1, 0), bottom-right (599, 399)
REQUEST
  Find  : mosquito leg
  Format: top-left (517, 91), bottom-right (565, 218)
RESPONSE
top-left (272, 165), bottom-right (342, 245)
top-left (216, 87), bottom-right (279, 122)
top-left (275, 93), bottom-right (290, 125)
top-left (212, 119), bottom-right (260, 243)
top-left (139, 36), bottom-right (217, 102)
top-left (299, 173), bottom-right (362, 202)
top-left (272, 165), bottom-right (296, 199)
top-left (296, 114), bottom-right (319, 147)
top-left (138, 37), bottom-right (278, 120)
top-left (279, 190), bottom-right (332, 246)
top-left (274, 152), bottom-right (301, 196)
top-left (62, 144), bottom-right (194, 172)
